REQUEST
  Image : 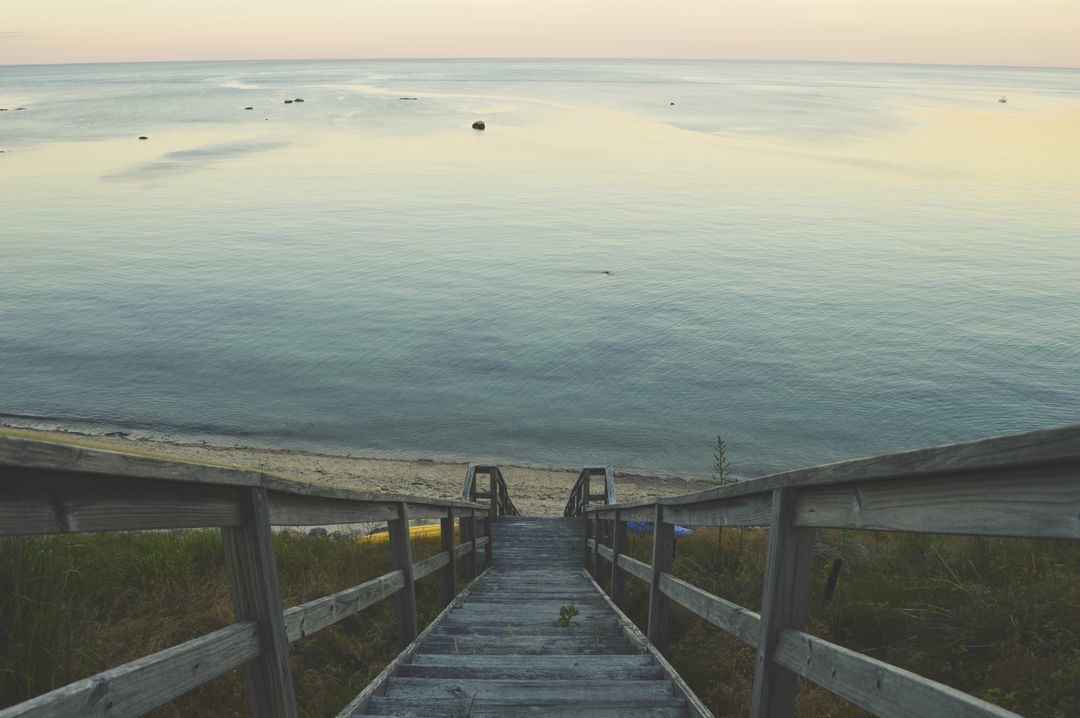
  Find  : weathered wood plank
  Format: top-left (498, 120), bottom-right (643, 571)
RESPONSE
top-left (658, 573), bottom-right (761, 647)
top-left (335, 568), bottom-right (491, 718)
top-left (794, 466), bottom-right (1080, 539)
top-left (582, 568), bottom-right (714, 718)
top-left (283, 571), bottom-right (404, 641)
top-left (363, 696), bottom-right (688, 717)
top-left (610, 511), bottom-right (628, 606)
top-left (749, 488), bottom-right (815, 718)
top-left (647, 506), bottom-right (675, 650)
top-left (441, 510), bottom-right (456, 605)
top-left (267, 492), bottom-right (397, 526)
top-left (222, 488), bottom-right (298, 718)
top-left (385, 677), bottom-right (673, 701)
top-left (388, 502), bottom-right (418, 647)
top-left (773, 629), bottom-right (1021, 718)
top-left (0, 472), bottom-right (242, 534)
top-left (595, 423), bottom-right (1080, 516)
top-left (0, 622), bottom-right (258, 718)
top-left (665, 492), bottom-right (774, 528)
top-left (412, 550), bottom-right (450, 582)
top-left (617, 553), bottom-right (652, 584)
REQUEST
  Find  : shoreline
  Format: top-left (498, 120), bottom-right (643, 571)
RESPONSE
top-left (1, 423), bottom-right (715, 516)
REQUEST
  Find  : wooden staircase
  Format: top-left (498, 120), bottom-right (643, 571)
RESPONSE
top-left (357, 516), bottom-right (690, 716)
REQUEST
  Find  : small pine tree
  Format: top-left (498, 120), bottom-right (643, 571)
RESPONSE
top-left (712, 434), bottom-right (731, 486)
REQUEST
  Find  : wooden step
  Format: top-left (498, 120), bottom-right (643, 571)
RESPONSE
top-left (418, 635), bottom-right (638, 655)
top-left (363, 696), bottom-right (688, 716)
top-left (384, 677), bottom-right (674, 701)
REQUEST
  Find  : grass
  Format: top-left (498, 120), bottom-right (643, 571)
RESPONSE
top-left (614, 527), bottom-right (1080, 717)
top-left (0, 529), bottom-right (459, 717)
top-left (2, 525), bottom-right (1077, 717)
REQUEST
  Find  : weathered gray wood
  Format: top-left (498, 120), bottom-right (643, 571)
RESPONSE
top-left (749, 488), bottom-right (815, 718)
top-left (610, 511), bottom-right (628, 606)
top-left (658, 573), bottom-right (761, 647)
top-left (222, 488), bottom-right (298, 718)
top-left (0, 434), bottom-right (485, 512)
top-left (647, 505), bottom-right (675, 650)
top-left (0, 622), bottom-right (259, 718)
top-left (336, 567), bottom-right (491, 717)
top-left (412, 550), bottom-right (450, 582)
top-left (773, 629), bottom-right (1021, 718)
top-left (441, 510), bottom-right (456, 605)
top-left (486, 470), bottom-right (496, 565)
top-left (583, 514), bottom-right (593, 569)
top-left (794, 466), bottom-right (1080, 539)
top-left (460, 514), bottom-right (476, 581)
top-left (363, 696), bottom-right (688, 717)
top-left (283, 571), bottom-right (404, 641)
top-left (582, 568), bottom-right (713, 718)
top-left (385, 677), bottom-right (673, 700)
top-left (597, 423), bottom-right (1080, 516)
top-left (617, 553), bottom-right (652, 584)
top-left (592, 515), bottom-right (602, 574)
top-left (267, 492), bottom-right (398, 526)
top-left (389, 502), bottom-right (418, 647)
top-left (0, 472), bottom-right (242, 535)
top-left (665, 492), bottom-right (774, 528)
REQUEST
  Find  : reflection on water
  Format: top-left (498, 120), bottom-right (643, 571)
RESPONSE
top-left (1, 60), bottom-right (1078, 476)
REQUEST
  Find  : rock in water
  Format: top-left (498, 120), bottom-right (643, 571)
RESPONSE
top-left (244, 106), bottom-right (254, 110)
top-left (284, 99), bottom-right (293, 104)
top-left (294, 98), bottom-right (304, 103)
top-left (472, 120), bottom-right (486, 130)
top-left (138, 136), bottom-right (148, 140)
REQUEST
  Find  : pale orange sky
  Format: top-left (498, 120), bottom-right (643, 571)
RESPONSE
top-left (2, 0), bottom-right (1078, 67)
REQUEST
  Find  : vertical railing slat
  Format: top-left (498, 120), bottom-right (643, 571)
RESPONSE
top-left (441, 507), bottom-right (456, 605)
top-left (389, 502), bottom-right (418, 647)
top-left (749, 487), bottom-right (816, 718)
top-left (610, 508), bottom-right (627, 606)
top-left (222, 487), bottom-right (299, 718)
top-left (647, 504), bottom-right (675, 650)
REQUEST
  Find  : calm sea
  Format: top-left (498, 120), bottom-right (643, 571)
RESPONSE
top-left (1, 59), bottom-right (1078, 477)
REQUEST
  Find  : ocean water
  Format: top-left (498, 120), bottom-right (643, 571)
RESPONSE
top-left (1, 59), bottom-right (1078, 477)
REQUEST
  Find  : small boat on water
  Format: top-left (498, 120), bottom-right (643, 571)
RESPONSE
top-left (999, 96), bottom-right (1008, 103)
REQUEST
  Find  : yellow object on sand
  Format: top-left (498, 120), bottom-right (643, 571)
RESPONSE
top-left (358, 523), bottom-right (444, 543)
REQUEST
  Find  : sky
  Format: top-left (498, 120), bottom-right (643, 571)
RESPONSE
top-left (2, 0), bottom-right (1078, 67)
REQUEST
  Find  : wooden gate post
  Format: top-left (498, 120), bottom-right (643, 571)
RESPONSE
top-left (441, 507), bottom-right (457, 605)
top-left (749, 488), bottom-right (816, 718)
top-left (388, 502), bottom-right (418, 647)
top-left (647, 504), bottom-right (675, 650)
top-left (222, 487), bottom-right (299, 718)
top-left (610, 509), bottom-right (627, 607)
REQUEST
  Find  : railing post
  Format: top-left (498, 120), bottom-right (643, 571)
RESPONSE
top-left (583, 511), bottom-right (592, 571)
top-left (610, 509), bottom-right (627, 606)
top-left (441, 507), bottom-right (457, 605)
top-left (461, 510), bottom-right (476, 582)
top-left (486, 470), bottom-right (496, 566)
top-left (750, 487), bottom-right (816, 718)
top-left (592, 513), bottom-right (601, 576)
top-left (647, 504), bottom-right (674, 650)
top-left (388, 502), bottom-right (418, 648)
top-left (222, 487), bottom-right (299, 718)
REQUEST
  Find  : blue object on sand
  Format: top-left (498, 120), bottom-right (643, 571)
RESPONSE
top-left (627, 521), bottom-right (694, 537)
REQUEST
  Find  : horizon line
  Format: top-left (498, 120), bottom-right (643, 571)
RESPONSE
top-left (2, 56), bottom-right (1078, 72)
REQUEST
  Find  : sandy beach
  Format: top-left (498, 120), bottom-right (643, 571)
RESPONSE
top-left (2, 425), bottom-right (713, 516)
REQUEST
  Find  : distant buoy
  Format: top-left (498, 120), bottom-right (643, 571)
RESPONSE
top-left (670, 102), bottom-right (675, 106)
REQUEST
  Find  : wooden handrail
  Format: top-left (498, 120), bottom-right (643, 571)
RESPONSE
top-left (563, 465), bottom-right (614, 517)
top-left (581, 423), bottom-right (1080, 718)
top-left (0, 434), bottom-right (492, 718)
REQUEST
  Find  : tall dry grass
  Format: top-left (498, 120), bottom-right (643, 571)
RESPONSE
top-left (614, 527), bottom-right (1080, 717)
top-left (0, 529), bottom-right (454, 717)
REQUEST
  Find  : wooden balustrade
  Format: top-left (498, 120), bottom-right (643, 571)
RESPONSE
top-left (0, 434), bottom-right (490, 718)
top-left (584, 423), bottom-right (1080, 718)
